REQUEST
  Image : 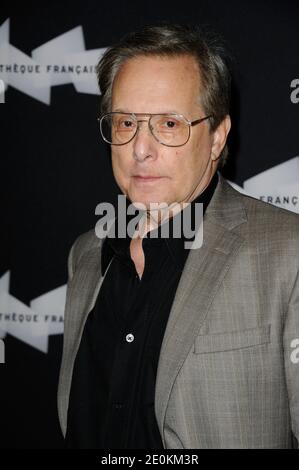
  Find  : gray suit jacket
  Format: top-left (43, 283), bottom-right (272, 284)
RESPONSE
top-left (57, 173), bottom-right (299, 448)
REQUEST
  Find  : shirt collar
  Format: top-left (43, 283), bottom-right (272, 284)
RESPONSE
top-left (101, 171), bottom-right (219, 275)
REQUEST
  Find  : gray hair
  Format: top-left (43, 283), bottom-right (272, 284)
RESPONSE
top-left (96, 24), bottom-right (232, 167)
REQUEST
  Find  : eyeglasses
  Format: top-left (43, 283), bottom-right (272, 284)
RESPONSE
top-left (98, 112), bottom-right (212, 147)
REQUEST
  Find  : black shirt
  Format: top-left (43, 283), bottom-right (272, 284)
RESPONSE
top-left (65, 172), bottom-right (219, 449)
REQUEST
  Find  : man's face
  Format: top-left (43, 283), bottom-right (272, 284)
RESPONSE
top-left (110, 54), bottom-right (230, 207)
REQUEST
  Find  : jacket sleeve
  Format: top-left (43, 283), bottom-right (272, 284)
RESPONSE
top-left (67, 240), bottom-right (76, 281)
top-left (283, 268), bottom-right (299, 448)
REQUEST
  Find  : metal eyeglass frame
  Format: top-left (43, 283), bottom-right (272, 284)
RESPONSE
top-left (97, 112), bottom-right (212, 147)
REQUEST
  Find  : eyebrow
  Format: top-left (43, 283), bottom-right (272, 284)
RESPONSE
top-left (111, 109), bottom-right (182, 115)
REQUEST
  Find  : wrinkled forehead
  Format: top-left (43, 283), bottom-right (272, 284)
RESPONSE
top-left (111, 54), bottom-right (204, 115)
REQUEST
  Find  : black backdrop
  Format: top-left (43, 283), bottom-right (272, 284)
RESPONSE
top-left (0, 0), bottom-right (298, 449)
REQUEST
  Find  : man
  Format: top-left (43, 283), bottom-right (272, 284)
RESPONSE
top-left (57, 24), bottom-right (299, 448)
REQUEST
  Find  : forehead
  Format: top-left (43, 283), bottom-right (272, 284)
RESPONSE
top-left (111, 54), bottom-right (202, 114)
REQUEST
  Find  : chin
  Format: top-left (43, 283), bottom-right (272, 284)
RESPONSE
top-left (130, 190), bottom-right (170, 207)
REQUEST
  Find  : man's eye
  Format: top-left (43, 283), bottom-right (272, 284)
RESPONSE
top-left (119, 120), bottom-right (130, 127)
top-left (119, 119), bottom-right (135, 129)
top-left (124, 120), bottom-right (133, 127)
top-left (165, 120), bottom-right (176, 128)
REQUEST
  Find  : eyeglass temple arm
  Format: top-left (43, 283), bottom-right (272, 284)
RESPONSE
top-left (190, 115), bottom-right (212, 126)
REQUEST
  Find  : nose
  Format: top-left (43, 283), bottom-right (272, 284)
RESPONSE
top-left (132, 119), bottom-right (158, 162)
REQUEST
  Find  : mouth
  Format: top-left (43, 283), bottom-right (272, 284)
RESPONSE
top-left (132, 175), bottom-right (165, 183)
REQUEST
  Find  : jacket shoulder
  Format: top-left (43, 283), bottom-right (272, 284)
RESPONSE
top-left (224, 182), bottom-right (299, 257)
top-left (240, 188), bottom-right (299, 231)
top-left (68, 228), bottom-right (102, 278)
top-left (221, 176), bottom-right (299, 226)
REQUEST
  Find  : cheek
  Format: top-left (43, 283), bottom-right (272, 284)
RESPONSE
top-left (111, 150), bottom-right (128, 175)
top-left (188, 133), bottom-right (212, 170)
top-left (171, 149), bottom-right (196, 180)
top-left (111, 151), bottom-right (131, 193)
top-left (192, 130), bottom-right (213, 159)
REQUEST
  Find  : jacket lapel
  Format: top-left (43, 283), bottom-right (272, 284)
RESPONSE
top-left (66, 217), bottom-right (119, 360)
top-left (154, 174), bottom-right (248, 446)
top-left (68, 246), bottom-right (108, 351)
top-left (60, 238), bottom-right (113, 436)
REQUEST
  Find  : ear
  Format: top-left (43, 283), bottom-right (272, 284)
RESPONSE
top-left (210, 115), bottom-right (231, 161)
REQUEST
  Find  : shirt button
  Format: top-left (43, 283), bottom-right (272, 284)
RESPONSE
top-left (125, 333), bottom-right (134, 343)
